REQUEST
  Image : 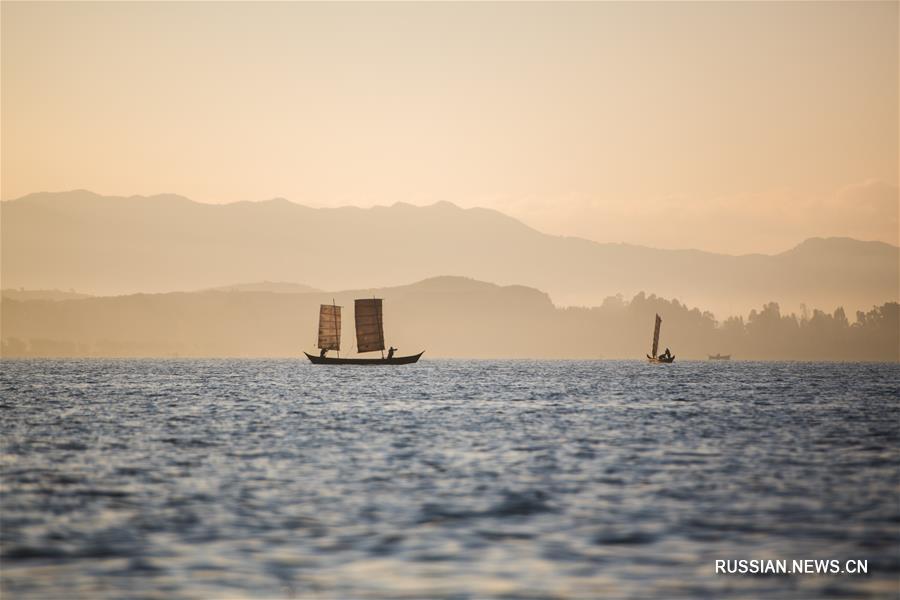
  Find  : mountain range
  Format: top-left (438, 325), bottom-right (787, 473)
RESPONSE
top-left (2, 190), bottom-right (897, 317)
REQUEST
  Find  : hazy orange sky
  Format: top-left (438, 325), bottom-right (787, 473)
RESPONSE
top-left (2, 2), bottom-right (897, 254)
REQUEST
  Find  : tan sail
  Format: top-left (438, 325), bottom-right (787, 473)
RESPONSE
top-left (651, 314), bottom-right (661, 357)
top-left (317, 303), bottom-right (341, 351)
top-left (355, 298), bottom-right (385, 353)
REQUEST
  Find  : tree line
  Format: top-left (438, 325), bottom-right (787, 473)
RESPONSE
top-left (1, 286), bottom-right (897, 361)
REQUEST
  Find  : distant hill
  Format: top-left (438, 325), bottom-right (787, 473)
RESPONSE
top-left (0, 289), bottom-right (93, 302)
top-left (1, 276), bottom-right (896, 361)
top-left (203, 281), bottom-right (321, 294)
top-left (2, 190), bottom-right (897, 317)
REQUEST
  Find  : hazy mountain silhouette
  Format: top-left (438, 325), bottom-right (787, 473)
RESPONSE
top-left (202, 281), bottom-right (321, 294)
top-left (2, 190), bottom-right (897, 317)
top-left (2, 276), bottom-right (896, 361)
top-left (0, 289), bottom-right (93, 302)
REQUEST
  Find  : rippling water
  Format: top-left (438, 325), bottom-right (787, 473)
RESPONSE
top-left (1, 359), bottom-right (898, 599)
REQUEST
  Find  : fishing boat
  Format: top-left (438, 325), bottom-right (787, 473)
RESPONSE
top-left (304, 298), bottom-right (423, 365)
top-left (708, 353), bottom-right (731, 360)
top-left (305, 352), bottom-right (424, 365)
top-left (646, 314), bottom-right (675, 363)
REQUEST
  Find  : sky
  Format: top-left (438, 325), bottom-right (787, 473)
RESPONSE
top-left (2, 1), bottom-right (897, 254)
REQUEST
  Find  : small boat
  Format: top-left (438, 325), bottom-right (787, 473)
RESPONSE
top-left (708, 353), bottom-right (731, 360)
top-left (646, 313), bottom-right (675, 363)
top-left (306, 298), bottom-right (423, 365)
top-left (304, 351), bottom-right (424, 365)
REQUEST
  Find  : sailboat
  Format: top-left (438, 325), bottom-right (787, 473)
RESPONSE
top-left (646, 313), bottom-right (675, 363)
top-left (304, 298), bottom-right (424, 365)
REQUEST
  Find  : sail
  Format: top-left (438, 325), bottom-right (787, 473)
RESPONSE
top-left (317, 304), bottom-right (341, 351)
top-left (651, 314), bottom-right (661, 357)
top-left (355, 298), bottom-right (385, 353)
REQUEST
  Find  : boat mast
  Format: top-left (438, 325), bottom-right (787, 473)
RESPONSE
top-left (375, 295), bottom-right (384, 359)
top-left (651, 314), bottom-right (661, 358)
top-left (333, 298), bottom-right (339, 358)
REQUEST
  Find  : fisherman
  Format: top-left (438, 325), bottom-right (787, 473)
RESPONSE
top-left (387, 346), bottom-right (396, 359)
top-left (320, 348), bottom-right (327, 358)
top-left (664, 348), bottom-right (671, 359)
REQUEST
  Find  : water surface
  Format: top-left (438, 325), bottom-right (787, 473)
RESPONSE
top-left (2, 359), bottom-right (898, 599)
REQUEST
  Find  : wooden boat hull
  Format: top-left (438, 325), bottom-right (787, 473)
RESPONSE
top-left (304, 351), bottom-right (423, 365)
top-left (647, 354), bottom-right (675, 363)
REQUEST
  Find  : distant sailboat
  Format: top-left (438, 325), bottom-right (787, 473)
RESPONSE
top-left (708, 353), bottom-right (731, 360)
top-left (304, 298), bottom-right (423, 365)
top-left (646, 314), bottom-right (675, 363)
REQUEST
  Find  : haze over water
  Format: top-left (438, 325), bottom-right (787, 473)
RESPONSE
top-left (2, 359), bottom-right (898, 599)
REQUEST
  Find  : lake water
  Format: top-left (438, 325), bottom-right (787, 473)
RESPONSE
top-left (1, 359), bottom-right (898, 599)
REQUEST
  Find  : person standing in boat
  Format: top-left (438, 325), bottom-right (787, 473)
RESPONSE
top-left (320, 348), bottom-right (327, 358)
top-left (387, 346), bottom-right (396, 359)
